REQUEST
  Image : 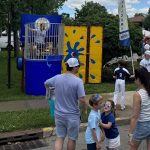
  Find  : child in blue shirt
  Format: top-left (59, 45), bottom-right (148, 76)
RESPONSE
top-left (85, 94), bottom-right (104, 150)
top-left (100, 100), bottom-right (120, 150)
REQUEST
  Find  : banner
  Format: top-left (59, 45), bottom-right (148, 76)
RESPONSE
top-left (118, 0), bottom-right (130, 47)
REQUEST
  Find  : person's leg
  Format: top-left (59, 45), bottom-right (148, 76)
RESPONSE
top-left (129, 140), bottom-right (141, 150)
top-left (67, 139), bottom-right (76, 150)
top-left (54, 118), bottom-right (67, 150)
top-left (67, 118), bottom-right (80, 150)
top-left (54, 137), bottom-right (64, 150)
top-left (106, 147), bottom-right (109, 150)
top-left (146, 138), bottom-right (150, 150)
top-left (120, 81), bottom-right (125, 110)
top-left (113, 80), bottom-right (119, 106)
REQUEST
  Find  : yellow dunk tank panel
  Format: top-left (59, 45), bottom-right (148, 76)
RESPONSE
top-left (62, 26), bottom-right (103, 83)
top-left (88, 26), bottom-right (103, 83)
top-left (62, 26), bottom-right (87, 82)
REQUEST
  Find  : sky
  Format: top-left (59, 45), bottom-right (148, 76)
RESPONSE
top-left (58, 0), bottom-right (150, 18)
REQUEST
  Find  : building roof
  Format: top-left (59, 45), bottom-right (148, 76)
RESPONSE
top-left (129, 16), bottom-right (145, 23)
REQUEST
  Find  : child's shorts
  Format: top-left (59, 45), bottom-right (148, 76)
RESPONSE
top-left (55, 117), bottom-right (80, 140)
top-left (133, 121), bottom-right (150, 141)
top-left (87, 143), bottom-right (96, 150)
top-left (105, 135), bottom-right (120, 149)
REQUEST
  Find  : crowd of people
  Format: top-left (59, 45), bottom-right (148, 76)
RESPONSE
top-left (44, 43), bottom-right (150, 150)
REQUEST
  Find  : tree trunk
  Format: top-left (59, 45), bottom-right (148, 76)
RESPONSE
top-left (13, 30), bottom-right (19, 57)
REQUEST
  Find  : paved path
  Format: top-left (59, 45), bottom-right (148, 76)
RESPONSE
top-left (32, 125), bottom-right (146, 150)
top-left (0, 91), bottom-right (134, 113)
top-left (0, 92), bottom-right (135, 149)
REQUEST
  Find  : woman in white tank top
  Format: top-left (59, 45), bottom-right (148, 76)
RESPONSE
top-left (128, 67), bottom-right (150, 150)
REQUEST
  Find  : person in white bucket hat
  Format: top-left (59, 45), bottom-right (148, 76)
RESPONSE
top-left (140, 50), bottom-right (150, 73)
top-left (44, 57), bottom-right (87, 150)
top-left (144, 44), bottom-right (150, 50)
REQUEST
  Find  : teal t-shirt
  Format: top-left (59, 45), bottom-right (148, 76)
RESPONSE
top-left (85, 109), bottom-right (101, 144)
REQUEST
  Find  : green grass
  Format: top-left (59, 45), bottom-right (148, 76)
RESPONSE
top-left (0, 51), bottom-right (137, 101)
top-left (0, 51), bottom-right (44, 101)
top-left (0, 51), bottom-right (137, 132)
top-left (0, 108), bottom-right (54, 132)
top-left (0, 108), bottom-right (90, 133)
top-left (85, 83), bottom-right (136, 94)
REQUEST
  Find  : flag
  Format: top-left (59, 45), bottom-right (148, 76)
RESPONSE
top-left (118, 0), bottom-right (130, 47)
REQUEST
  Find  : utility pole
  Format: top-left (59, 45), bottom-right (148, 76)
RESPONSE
top-left (7, 1), bottom-right (12, 88)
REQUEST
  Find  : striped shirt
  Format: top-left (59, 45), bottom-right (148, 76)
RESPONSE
top-left (138, 89), bottom-right (150, 122)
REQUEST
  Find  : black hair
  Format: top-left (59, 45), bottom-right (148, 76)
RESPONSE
top-left (106, 100), bottom-right (116, 118)
top-left (66, 63), bottom-right (74, 71)
top-left (135, 67), bottom-right (150, 96)
top-left (66, 63), bottom-right (80, 71)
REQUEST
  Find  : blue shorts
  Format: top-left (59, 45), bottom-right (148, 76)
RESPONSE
top-left (133, 121), bottom-right (150, 141)
top-left (55, 117), bottom-right (80, 140)
top-left (87, 143), bottom-right (96, 150)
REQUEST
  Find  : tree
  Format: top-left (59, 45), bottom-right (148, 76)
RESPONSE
top-left (134, 13), bottom-right (145, 16)
top-left (73, 2), bottom-right (143, 64)
top-left (75, 1), bottom-right (107, 25)
top-left (144, 8), bottom-right (150, 30)
top-left (0, 0), bottom-right (67, 57)
top-left (61, 13), bottom-right (74, 25)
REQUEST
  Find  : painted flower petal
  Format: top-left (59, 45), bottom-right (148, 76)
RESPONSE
top-left (80, 36), bottom-right (84, 39)
top-left (90, 74), bottom-right (95, 79)
top-left (73, 30), bottom-right (76, 34)
top-left (95, 40), bottom-right (100, 43)
top-left (65, 33), bottom-right (68, 37)
top-left (90, 59), bottom-right (96, 64)
top-left (79, 73), bottom-right (83, 79)
top-left (91, 34), bottom-right (96, 38)
top-left (78, 48), bottom-right (84, 51)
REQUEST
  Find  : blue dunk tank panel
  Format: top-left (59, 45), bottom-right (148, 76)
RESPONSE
top-left (25, 56), bottom-right (63, 95)
top-left (62, 26), bottom-right (103, 83)
top-left (62, 26), bottom-right (87, 82)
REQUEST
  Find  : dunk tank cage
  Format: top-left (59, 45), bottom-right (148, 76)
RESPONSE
top-left (24, 18), bottom-right (64, 95)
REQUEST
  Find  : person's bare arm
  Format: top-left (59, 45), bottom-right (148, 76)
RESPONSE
top-left (128, 92), bottom-right (141, 145)
top-left (128, 92), bottom-right (141, 134)
top-left (79, 97), bottom-right (88, 115)
top-left (100, 122), bottom-right (112, 129)
top-left (113, 76), bottom-right (116, 79)
top-left (92, 129), bottom-right (101, 149)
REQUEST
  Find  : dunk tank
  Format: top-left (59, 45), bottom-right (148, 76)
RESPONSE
top-left (20, 14), bottom-right (64, 95)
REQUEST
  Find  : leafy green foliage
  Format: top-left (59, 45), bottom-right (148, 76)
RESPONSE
top-left (62, 13), bottom-right (75, 25)
top-left (0, 0), bottom-right (67, 31)
top-left (144, 8), bottom-right (150, 30)
top-left (75, 1), bottom-right (107, 25)
top-left (62, 2), bottom-right (143, 64)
